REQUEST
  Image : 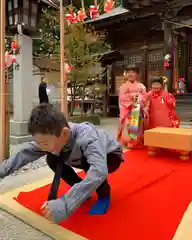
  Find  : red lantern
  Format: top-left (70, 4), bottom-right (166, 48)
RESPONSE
top-left (77, 9), bottom-right (86, 22)
top-left (104, 0), bottom-right (114, 13)
top-left (88, 5), bottom-right (99, 19)
top-left (65, 9), bottom-right (77, 25)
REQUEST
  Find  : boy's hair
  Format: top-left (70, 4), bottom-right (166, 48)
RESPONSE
top-left (151, 76), bottom-right (163, 85)
top-left (125, 64), bottom-right (139, 74)
top-left (28, 104), bottom-right (69, 137)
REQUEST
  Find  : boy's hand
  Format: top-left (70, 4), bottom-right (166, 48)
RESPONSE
top-left (41, 202), bottom-right (53, 222)
top-left (40, 198), bottom-right (68, 223)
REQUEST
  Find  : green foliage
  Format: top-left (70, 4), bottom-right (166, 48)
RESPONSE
top-left (63, 22), bottom-right (105, 114)
top-left (32, 4), bottom-right (111, 115)
top-left (65, 23), bottom-right (104, 82)
top-left (33, 1), bottom-right (118, 56)
top-left (33, 7), bottom-right (60, 56)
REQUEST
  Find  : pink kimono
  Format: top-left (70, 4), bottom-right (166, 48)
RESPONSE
top-left (147, 90), bottom-right (180, 129)
top-left (117, 81), bottom-right (148, 148)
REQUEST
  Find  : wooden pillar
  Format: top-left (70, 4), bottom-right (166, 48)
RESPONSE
top-left (184, 40), bottom-right (188, 92)
top-left (103, 67), bottom-right (107, 117)
top-left (163, 21), bottom-right (173, 92)
top-left (111, 62), bottom-right (116, 94)
top-left (178, 36), bottom-right (184, 78)
top-left (184, 29), bottom-right (190, 93)
top-left (60, 0), bottom-right (68, 116)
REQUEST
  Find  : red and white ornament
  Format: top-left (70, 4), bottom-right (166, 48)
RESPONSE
top-left (65, 9), bottom-right (77, 25)
top-left (88, 5), bottom-right (99, 19)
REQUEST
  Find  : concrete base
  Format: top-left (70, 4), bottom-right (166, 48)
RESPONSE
top-left (10, 135), bottom-right (33, 145)
top-left (10, 120), bottom-right (33, 144)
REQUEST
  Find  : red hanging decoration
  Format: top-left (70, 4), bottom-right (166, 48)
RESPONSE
top-left (65, 9), bottom-right (78, 25)
top-left (11, 41), bottom-right (17, 50)
top-left (77, 9), bottom-right (86, 22)
top-left (164, 59), bottom-right (169, 68)
top-left (68, 65), bottom-right (73, 71)
top-left (88, 5), bottom-right (99, 19)
top-left (104, 0), bottom-right (114, 13)
top-left (11, 55), bottom-right (17, 63)
top-left (64, 63), bottom-right (72, 74)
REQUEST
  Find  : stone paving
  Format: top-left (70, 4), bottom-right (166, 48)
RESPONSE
top-left (0, 118), bottom-right (191, 239)
top-left (0, 210), bottom-right (52, 240)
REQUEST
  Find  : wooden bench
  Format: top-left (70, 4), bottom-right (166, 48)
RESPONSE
top-left (144, 127), bottom-right (192, 160)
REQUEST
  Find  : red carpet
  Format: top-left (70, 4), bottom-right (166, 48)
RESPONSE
top-left (15, 150), bottom-right (192, 240)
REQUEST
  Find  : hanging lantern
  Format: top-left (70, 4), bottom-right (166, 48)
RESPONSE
top-left (104, 0), bottom-right (114, 13)
top-left (65, 9), bottom-right (77, 25)
top-left (88, 5), bottom-right (99, 19)
top-left (177, 77), bottom-right (185, 94)
top-left (77, 9), bottom-right (86, 22)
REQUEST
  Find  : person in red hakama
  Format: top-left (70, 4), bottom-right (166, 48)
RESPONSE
top-left (147, 76), bottom-right (180, 129)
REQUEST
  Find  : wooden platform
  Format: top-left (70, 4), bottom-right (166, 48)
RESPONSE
top-left (144, 127), bottom-right (192, 159)
top-left (0, 177), bottom-right (87, 240)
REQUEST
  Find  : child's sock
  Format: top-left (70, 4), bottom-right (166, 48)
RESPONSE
top-left (88, 196), bottom-right (110, 215)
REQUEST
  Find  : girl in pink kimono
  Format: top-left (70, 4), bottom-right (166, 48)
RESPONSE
top-left (117, 64), bottom-right (148, 149)
top-left (147, 76), bottom-right (180, 129)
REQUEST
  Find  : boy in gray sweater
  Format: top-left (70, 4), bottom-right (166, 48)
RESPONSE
top-left (0, 104), bottom-right (123, 223)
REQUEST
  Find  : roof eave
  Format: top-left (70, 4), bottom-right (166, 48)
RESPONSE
top-left (85, 6), bottom-right (130, 25)
top-left (41, 0), bottom-right (59, 9)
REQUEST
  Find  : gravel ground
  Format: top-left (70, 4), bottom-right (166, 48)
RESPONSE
top-left (0, 210), bottom-right (52, 240)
